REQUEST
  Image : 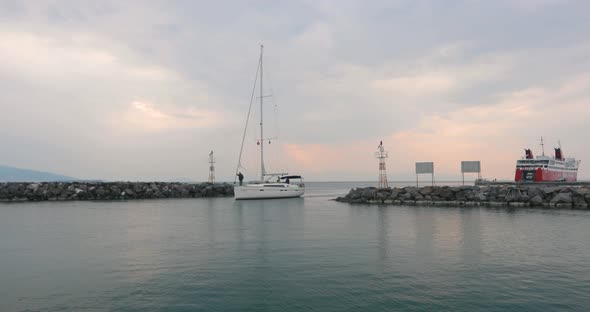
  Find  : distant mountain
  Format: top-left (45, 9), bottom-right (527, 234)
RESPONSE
top-left (0, 165), bottom-right (78, 182)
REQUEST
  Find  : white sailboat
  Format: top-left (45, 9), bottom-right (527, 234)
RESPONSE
top-left (234, 45), bottom-right (305, 200)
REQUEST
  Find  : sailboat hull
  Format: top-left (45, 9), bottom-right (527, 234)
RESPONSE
top-left (234, 183), bottom-right (305, 200)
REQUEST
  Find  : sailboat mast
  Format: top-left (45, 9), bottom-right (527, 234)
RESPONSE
top-left (260, 44), bottom-right (265, 181)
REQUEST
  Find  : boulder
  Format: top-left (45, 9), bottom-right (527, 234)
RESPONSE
top-left (419, 187), bottom-right (434, 196)
top-left (475, 192), bottom-right (487, 202)
top-left (375, 192), bottom-right (387, 202)
top-left (543, 187), bottom-right (560, 195)
top-left (134, 183), bottom-right (144, 193)
top-left (573, 196), bottom-right (588, 209)
top-left (440, 189), bottom-right (454, 200)
top-left (26, 183), bottom-right (40, 191)
top-left (575, 187), bottom-right (590, 196)
top-left (124, 189), bottom-right (135, 198)
top-left (351, 198), bottom-right (368, 204)
top-left (505, 189), bottom-right (523, 203)
top-left (109, 185), bottom-right (121, 195)
top-left (402, 192), bottom-right (413, 200)
top-left (403, 186), bottom-right (418, 194)
top-left (527, 187), bottom-right (543, 199)
top-left (204, 185), bottom-right (215, 197)
top-left (95, 187), bottom-right (106, 198)
top-left (361, 188), bottom-right (377, 199)
top-left (559, 187), bottom-right (572, 193)
top-left (550, 192), bottom-right (573, 205)
top-left (529, 195), bottom-right (544, 206)
top-left (350, 190), bottom-right (362, 200)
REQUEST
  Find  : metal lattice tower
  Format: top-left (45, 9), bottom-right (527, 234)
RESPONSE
top-left (208, 151), bottom-right (216, 183)
top-left (375, 141), bottom-right (389, 188)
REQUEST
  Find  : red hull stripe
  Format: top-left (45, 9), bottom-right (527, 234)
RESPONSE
top-left (515, 168), bottom-right (578, 182)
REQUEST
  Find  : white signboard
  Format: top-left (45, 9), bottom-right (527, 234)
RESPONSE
top-left (416, 162), bottom-right (434, 174)
top-left (461, 161), bottom-right (481, 173)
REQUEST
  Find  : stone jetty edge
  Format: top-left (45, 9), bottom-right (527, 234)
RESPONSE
top-left (0, 182), bottom-right (234, 202)
top-left (335, 185), bottom-right (590, 209)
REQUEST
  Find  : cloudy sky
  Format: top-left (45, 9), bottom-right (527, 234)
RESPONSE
top-left (1, 0), bottom-right (589, 181)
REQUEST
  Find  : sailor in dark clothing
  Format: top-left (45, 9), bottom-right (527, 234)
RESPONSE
top-left (237, 172), bottom-right (244, 186)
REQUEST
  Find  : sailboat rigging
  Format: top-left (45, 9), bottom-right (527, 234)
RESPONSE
top-left (234, 45), bottom-right (305, 200)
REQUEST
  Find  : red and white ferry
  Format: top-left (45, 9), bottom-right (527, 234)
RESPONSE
top-left (515, 140), bottom-right (580, 182)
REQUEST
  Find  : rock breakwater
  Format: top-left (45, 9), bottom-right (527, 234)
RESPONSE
top-left (0, 182), bottom-right (234, 202)
top-left (336, 185), bottom-right (590, 208)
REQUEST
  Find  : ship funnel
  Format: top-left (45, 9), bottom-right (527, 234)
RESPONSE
top-left (555, 148), bottom-right (563, 160)
top-left (525, 149), bottom-right (534, 159)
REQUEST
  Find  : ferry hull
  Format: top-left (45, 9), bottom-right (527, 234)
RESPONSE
top-left (515, 168), bottom-right (578, 182)
top-left (234, 184), bottom-right (305, 200)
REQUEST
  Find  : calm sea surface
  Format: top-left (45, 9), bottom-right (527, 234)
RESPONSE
top-left (1, 182), bottom-right (590, 311)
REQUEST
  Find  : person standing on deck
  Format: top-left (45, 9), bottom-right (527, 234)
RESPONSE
top-left (237, 172), bottom-right (244, 186)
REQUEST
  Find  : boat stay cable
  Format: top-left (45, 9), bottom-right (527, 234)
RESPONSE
top-left (234, 53), bottom-right (262, 184)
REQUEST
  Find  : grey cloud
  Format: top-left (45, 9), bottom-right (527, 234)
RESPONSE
top-left (1, 0), bottom-right (590, 180)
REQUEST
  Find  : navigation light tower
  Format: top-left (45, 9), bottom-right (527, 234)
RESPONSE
top-left (375, 141), bottom-right (389, 188)
top-left (208, 151), bottom-right (216, 183)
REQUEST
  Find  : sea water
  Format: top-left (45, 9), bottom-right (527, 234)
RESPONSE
top-left (1, 182), bottom-right (589, 311)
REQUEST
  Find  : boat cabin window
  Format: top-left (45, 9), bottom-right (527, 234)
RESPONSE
top-left (518, 160), bottom-right (549, 164)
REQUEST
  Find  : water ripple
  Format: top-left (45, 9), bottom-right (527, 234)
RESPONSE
top-left (2, 193), bottom-right (590, 311)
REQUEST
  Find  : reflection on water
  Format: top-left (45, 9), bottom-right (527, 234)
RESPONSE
top-left (459, 208), bottom-right (482, 263)
top-left (233, 198), bottom-right (306, 243)
top-left (1, 196), bottom-right (590, 311)
top-left (376, 206), bottom-right (390, 264)
top-left (413, 207), bottom-right (436, 260)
